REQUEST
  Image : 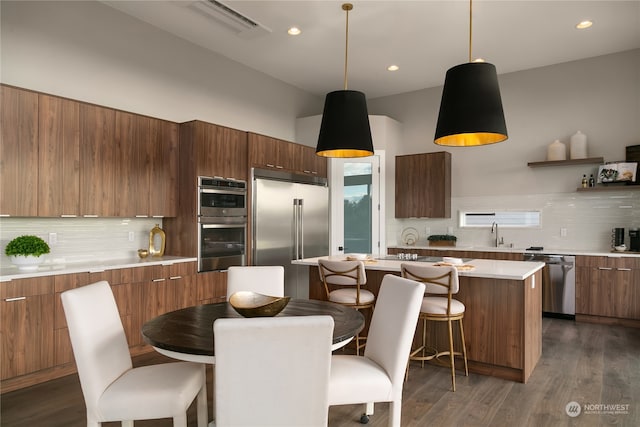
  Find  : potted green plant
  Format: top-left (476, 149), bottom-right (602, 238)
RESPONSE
top-left (5, 235), bottom-right (50, 271)
top-left (427, 234), bottom-right (457, 247)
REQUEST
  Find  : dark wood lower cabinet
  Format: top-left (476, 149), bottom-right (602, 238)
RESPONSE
top-left (0, 261), bottom-right (215, 393)
top-left (575, 256), bottom-right (640, 327)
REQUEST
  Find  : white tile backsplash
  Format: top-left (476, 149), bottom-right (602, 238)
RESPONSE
top-left (391, 189), bottom-right (640, 252)
top-left (0, 218), bottom-right (162, 266)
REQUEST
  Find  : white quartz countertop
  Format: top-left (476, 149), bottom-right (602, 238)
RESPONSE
top-left (293, 256), bottom-right (545, 281)
top-left (389, 245), bottom-right (640, 258)
top-left (0, 256), bottom-right (197, 282)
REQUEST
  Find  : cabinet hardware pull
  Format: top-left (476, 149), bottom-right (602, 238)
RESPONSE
top-left (276, 165), bottom-right (284, 169)
top-left (266, 164), bottom-right (275, 168)
top-left (616, 268), bottom-right (631, 271)
top-left (83, 214), bottom-right (98, 218)
top-left (5, 297), bottom-right (26, 302)
top-left (0, 214), bottom-right (10, 217)
top-left (60, 214), bottom-right (77, 218)
top-left (135, 215), bottom-right (148, 218)
top-left (597, 267), bottom-right (613, 270)
top-left (169, 276), bottom-right (182, 280)
top-left (152, 278), bottom-right (166, 282)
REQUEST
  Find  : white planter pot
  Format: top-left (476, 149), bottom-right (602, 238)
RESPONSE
top-left (9, 255), bottom-right (45, 271)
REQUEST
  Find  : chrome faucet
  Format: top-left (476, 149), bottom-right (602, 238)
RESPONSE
top-left (491, 222), bottom-right (500, 247)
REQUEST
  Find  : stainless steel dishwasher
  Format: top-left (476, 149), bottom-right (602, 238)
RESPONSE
top-left (524, 253), bottom-right (576, 318)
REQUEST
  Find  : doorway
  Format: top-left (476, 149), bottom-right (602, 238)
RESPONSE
top-left (329, 153), bottom-right (384, 256)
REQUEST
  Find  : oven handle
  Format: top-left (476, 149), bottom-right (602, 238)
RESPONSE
top-left (201, 223), bottom-right (246, 229)
top-left (199, 188), bottom-right (246, 195)
top-left (293, 199), bottom-right (299, 259)
top-left (299, 199), bottom-right (304, 259)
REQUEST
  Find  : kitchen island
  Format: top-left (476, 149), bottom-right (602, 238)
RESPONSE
top-left (293, 256), bottom-right (545, 383)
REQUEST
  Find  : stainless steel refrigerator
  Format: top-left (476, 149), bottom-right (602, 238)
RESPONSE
top-left (252, 168), bottom-right (329, 298)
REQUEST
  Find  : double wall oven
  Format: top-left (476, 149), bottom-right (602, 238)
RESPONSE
top-left (198, 176), bottom-right (247, 272)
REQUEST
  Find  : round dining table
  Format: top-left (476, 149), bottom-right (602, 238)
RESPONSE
top-left (142, 298), bottom-right (365, 364)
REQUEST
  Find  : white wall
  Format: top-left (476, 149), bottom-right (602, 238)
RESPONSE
top-left (2, 0), bottom-right (639, 255)
top-left (367, 49), bottom-right (640, 251)
top-left (0, 0), bottom-right (322, 142)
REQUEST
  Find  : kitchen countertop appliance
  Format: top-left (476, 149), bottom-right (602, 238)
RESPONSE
top-left (524, 253), bottom-right (575, 318)
top-left (252, 168), bottom-right (329, 299)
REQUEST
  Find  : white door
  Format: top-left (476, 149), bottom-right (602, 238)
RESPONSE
top-left (329, 154), bottom-right (384, 256)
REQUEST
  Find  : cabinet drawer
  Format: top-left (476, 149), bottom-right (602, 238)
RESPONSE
top-left (1, 276), bottom-right (54, 299)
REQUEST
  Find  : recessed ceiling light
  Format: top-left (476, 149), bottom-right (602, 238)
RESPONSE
top-left (576, 20), bottom-right (593, 29)
top-left (287, 26), bottom-right (301, 35)
top-left (387, 65), bottom-right (399, 71)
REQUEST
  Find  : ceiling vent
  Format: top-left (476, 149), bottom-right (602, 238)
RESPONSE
top-left (187, 0), bottom-right (271, 39)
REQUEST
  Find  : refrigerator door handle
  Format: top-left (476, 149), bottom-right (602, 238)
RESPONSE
top-left (299, 199), bottom-right (304, 259)
top-left (293, 199), bottom-right (299, 260)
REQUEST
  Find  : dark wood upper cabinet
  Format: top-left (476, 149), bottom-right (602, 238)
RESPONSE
top-left (0, 85), bottom-right (39, 216)
top-left (248, 132), bottom-right (327, 178)
top-left (38, 94), bottom-right (80, 217)
top-left (79, 103), bottom-right (116, 217)
top-left (149, 118), bottom-right (178, 217)
top-left (395, 151), bottom-right (451, 218)
top-left (180, 120), bottom-right (248, 181)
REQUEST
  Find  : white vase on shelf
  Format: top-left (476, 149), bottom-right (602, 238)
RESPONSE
top-left (570, 131), bottom-right (588, 159)
top-left (547, 140), bottom-right (566, 161)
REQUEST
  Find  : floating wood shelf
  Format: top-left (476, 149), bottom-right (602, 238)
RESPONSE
top-left (576, 185), bottom-right (640, 192)
top-left (527, 157), bottom-right (604, 167)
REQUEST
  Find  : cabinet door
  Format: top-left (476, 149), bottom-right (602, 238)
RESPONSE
top-left (248, 133), bottom-right (294, 171)
top-left (190, 121), bottom-right (248, 180)
top-left (395, 152), bottom-right (451, 218)
top-left (0, 277), bottom-right (55, 380)
top-left (79, 104), bottom-right (116, 216)
top-left (149, 118), bottom-right (179, 217)
top-left (38, 94), bottom-right (81, 217)
top-left (299, 144), bottom-right (327, 177)
top-left (0, 85), bottom-right (39, 216)
top-left (115, 111), bottom-right (151, 217)
top-left (197, 271), bottom-right (227, 304)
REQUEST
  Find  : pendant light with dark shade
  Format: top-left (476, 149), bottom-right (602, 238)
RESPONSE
top-left (434, 0), bottom-right (507, 147)
top-left (316, 3), bottom-right (373, 158)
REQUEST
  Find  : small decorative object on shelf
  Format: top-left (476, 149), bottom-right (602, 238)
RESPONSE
top-left (427, 234), bottom-right (457, 247)
top-left (581, 174), bottom-right (588, 188)
top-left (149, 224), bottom-right (166, 257)
top-left (5, 235), bottom-right (50, 271)
top-left (547, 139), bottom-right (566, 161)
top-left (570, 131), bottom-right (587, 159)
top-left (589, 174), bottom-right (595, 187)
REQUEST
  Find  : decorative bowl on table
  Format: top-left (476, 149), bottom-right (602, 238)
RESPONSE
top-left (229, 291), bottom-right (291, 317)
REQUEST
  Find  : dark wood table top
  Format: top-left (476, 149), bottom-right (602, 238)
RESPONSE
top-left (142, 299), bottom-right (365, 356)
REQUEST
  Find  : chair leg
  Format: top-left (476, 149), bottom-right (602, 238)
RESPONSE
top-left (459, 318), bottom-right (469, 376)
top-left (173, 414), bottom-right (187, 427)
top-left (447, 318), bottom-right (456, 392)
top-left (388, 399), bottom-right (401, 427)
top-left (197, 368), bottom-right (208, 427)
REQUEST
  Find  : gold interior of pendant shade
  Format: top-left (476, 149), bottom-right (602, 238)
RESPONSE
top-left (435, 132), bottom-right (507, 147)
top-left (316, 3), bottom-right (374, 158)
top-left (433, 0), bottom-right (508, 147)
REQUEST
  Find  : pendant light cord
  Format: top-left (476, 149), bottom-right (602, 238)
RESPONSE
top-left (468, 0), bottom-right (473, 63)
top-left (343, 3), bottom-right (353, 90)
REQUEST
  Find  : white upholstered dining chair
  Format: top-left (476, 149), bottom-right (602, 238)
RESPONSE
top-left (328, 274), bottom-right (425, 427)
top-left (61, 280), bottom-right (208, 427)
top-left (214, 315), bottom-right (334, 427)
top-left (226, 265), bottom-right (285, 299)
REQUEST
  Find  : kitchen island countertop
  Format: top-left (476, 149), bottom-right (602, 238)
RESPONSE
top-left (293, 255), bottom-right (545, 281)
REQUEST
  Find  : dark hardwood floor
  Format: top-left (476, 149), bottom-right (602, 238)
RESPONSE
top-left (2, 318), bottom-right (638, 426)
